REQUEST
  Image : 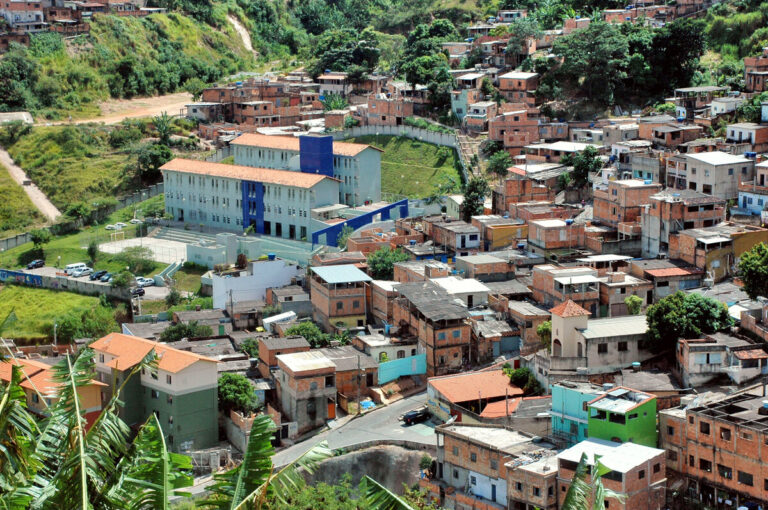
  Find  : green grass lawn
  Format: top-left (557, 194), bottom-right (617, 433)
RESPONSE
top-left (171, 266), bottom-right (206, 293)
top-left (0, 285), bottom-right (100, 341)
top-left (0, 197), bottom-right (164, 275)
top-left (345, 135), bottom-right (461, 198)
top-left (0, 163), bottom-right (46, 237)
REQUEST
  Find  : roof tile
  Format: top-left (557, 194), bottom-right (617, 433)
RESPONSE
top-left (90, 333), bottom-right (218, 374)
top-left (231, 133), bottom-right (379, 157)
top-left (161, 158), bottom-right (335, 188)
top-left (549, 299), bottom-right (590, 318)
top-left (429, 369), bottom-right (523, 403)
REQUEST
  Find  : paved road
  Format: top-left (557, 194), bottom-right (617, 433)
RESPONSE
top-left (0, 147), bottom-right (61, 221)
top-left (273, 391), bottom-right (434, 467)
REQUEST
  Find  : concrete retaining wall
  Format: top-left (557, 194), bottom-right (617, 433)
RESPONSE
top-left (332, 125), bottom-right (458, 147)
top-left (0, 268), bottom-right (131, 300)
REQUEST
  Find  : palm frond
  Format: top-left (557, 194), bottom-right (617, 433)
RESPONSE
top-left (359, 476), bottom-right (415, 510)
top-left (561, 452), bottom-right (591, 510)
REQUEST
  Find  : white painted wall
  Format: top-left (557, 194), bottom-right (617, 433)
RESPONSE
top-left (140, 360), bottom-right (218, 396)
top-left (212, 259), bottom-right (303, 308)
top-left (468, 470), bottom-right (507, 505)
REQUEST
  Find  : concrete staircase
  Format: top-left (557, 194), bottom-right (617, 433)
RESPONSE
top-left (151, 226), bottom-right (217, 245)
top-left (456, 132), bottom-right (487, 175)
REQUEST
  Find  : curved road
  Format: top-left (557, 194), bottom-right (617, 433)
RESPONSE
top-left (0, 148), bottom-right (61, 221)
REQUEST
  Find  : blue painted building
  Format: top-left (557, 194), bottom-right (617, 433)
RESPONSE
top-left (550, 381), bottom-right (605, 447)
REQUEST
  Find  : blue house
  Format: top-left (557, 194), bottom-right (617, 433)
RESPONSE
top-left (550, 381), bottom-right (605, 447)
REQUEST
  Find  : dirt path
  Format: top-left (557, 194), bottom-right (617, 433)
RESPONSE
top-left (0, 148), bottom-right (61, 221)
top-left (39, 92), bottom-right (193, 126)
top-left (228, 14), bottom-right (254, 54)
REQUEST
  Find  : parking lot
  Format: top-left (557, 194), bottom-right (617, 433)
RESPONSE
top-left (22, 266), bottom-right (171, 299)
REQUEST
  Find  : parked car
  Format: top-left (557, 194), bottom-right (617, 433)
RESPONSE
top-left (72, 267), bottom-right (93, 277)
top-left (26, 259), bottom-right (44, 269)
top-left (90, 270), bottom-right (108, 281)
top-left (114, 222), bottom-right (127, 228)
top-left (135, 277), bottom-right (155, 288)
top-left (129, 218), bottom-right (143, 224)
top-left (402, 407), bottom-right (430, 426)
top-left (100, 272), bottom-right (113, 282)
top-left (105, 224), bottom-right (117, 230)
top-left (65, 262), bottom-right (88, 275)
top-left (130, 287), bottom-right (145, 297)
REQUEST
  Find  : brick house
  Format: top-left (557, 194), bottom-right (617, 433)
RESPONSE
top-left (659, 392), bottom-right (768, 508)
top-left (471, 214), bottom-right (528, 251)
top-left (309, 265), bottom-right (372, 332)
top-left (593, 179), bottom-right (662, 229)
top-left (393, 280), bottom-right (470, 377)
top-left (508, 300), bottom-right (551, 356)
top-left (317, 345), bottom-right (378, 396)
top-left (628, 259), bottom-right (704, 302)
top-left (392, 260), bottom-right (450, 283)
top-left (531, 265), bottom-right (599, 314)
top-left (454, 254), bottom-right (516, 282)
top-left (256, 335), bottom-right (310, 378)
top-left (369, 280), bottom-right (398, 324)
top-left (492, 173), bottom-right (554, 214)
top-left (497, 72), bottom-right (539, 105)
top-left (743, 46), bottom-right (768, 93)
top-left (640, 188), bottom-right (726, 258)
top-left (527, 219), bottom-right (585, 256)
top-left (275, 351), bottom-right (337, 434)
top-left (365, 95), bottom-right (413, 126)
top-left (597, 271), bottom-right (653, 318)
top-left (557, 439), bottom-right (667, 510)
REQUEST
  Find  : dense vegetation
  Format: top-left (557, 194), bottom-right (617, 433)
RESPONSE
top-left (0, 163), bottom-right (45, 235)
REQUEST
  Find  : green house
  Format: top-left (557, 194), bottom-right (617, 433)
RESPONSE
top-left (587, 386), bottom-right (657, 448)
top-left (90, 333), bottom-right (219, 453)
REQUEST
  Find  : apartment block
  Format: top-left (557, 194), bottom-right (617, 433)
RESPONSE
top-left (641, 188), bottom-right (726, 258)
top-left (393, 280), bottom-right (470, 377)
top-left (557, 439), bottom-right (667, 510)
top-left (659, 392), bottom-right (768, 508)
top-left (90, 333), bottom-right (219, 453)
top-left (231, 133), bottom-right (382, 207)
top-left (309, 265), bottom-right (372, 332)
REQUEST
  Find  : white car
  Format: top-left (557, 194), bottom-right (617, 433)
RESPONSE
top-left (105, 224), bottom-right (116, 230)
top-left (115, 222), bottom-right (127, 228)
top-left (72, 267), bottom-right (93, 277)
top-left (135, 277), bottom-right (155, 288)
top-left (129, 219), bottom-right (143, 224)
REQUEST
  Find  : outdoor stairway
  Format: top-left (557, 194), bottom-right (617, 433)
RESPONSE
top-left (456, 132), bottom-right (487, 175)
top-left (151, 227), bottom-right (217, 245)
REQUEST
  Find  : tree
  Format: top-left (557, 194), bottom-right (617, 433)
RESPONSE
top-left (87, 240), bottom-right (99, 263)
top-left (183, 77), bottom-right (206, 101)
top-left (218, 373), bottom-right (260, 415)
top-left (536, 320), bottom-right (552, 350)
top-left (557, 172), bottom-right (572, 190)
top-left (645, 291), bottom-right (733, 353)
top-left (285, 321), bottom-right (331, 348)
top-left (240, 338), bottom-right (259, 358)
top-left (152, 111), bottom-right (172, 146)
top-left (624, 295), bottom-right (643, 315)
top-left (262, 304), bottom-right (282, 318)
top-left (739, 242), bottom-right (768, 300)
top-left (321, 93), bottom-right (349, 111)
top-left (569, 146), bottom-right (603, 188)
top-left (367, 247), bottom-right (409, 280)
top-left (110, 270), bottom-right (133, 289)
top-left (552, 22), bottom-right (629, 106)
top-left (337, 225), bottom-right (354, 249)
top-left (487, 151), bottom-right (513, 180)
top-left (561, 453), bottom-right (624, 510)
top-left (236, 253), bottom-right (248, 269)
top-left (29, 228), bottom-right (51, 254)
top-left (165, 287), bottom-right (181, 307)
top-left (504, 17), bottom-right (542, 65)
top-left (502, 366), bottom-right (542, 396)
top-left (159, 321), bottom-right (213, 343)
top-left (460, 175), bottom-right (490, 222)
top-left (136, 143), bottom-right (173, 180)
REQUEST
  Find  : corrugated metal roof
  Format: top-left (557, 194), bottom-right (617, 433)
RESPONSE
top-left (579, 315), bottom-right (648, 340)
top-left (310, 265), bottom-right (372, 284)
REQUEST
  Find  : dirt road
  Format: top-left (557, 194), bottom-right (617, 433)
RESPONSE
top-left (41, 92), bottom-right (193, 126)
top-left (0, 148), bottom-right (61, 221)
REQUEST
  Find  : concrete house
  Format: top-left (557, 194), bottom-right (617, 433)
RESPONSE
top-left (275, 350), bottom-right (337, 434)
top-left (725, 122), bottom-right (768, 152)
top-left (587, 386), bottom-right (658, 447)
top-left (736, 159), bottom-right (768, 217)
top-left (675, 334), bottom-right (768, 387)
top-left (683, 151), bottom-right (755, 200)
top-left (531, 266), bottom-right (599, 315)
top-left (744, 46), bottom-right (768, 92)
top-left (90, 333), bottom-right (219, 453)
top-left (550, 381), bottom-right (605, 447)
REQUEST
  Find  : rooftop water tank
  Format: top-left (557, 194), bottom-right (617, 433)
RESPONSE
top-left (565, 219), bottom-right (574, 225)
top-left (267, 253), bottom-right (276, 261)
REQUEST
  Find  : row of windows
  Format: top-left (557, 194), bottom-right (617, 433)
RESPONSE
top-left (597, 342), bottom-right (628, 354)
top-left (514, 481), bottom-right (554, 498)
top-left (437, 330), bottom-right (462, 340)
top-left (689, 455), bottom-right (761, 487)
top-left (335, 300), bottom-right (361, 310)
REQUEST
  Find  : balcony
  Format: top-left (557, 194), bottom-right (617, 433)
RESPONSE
top-left (737, 180), bottom-right (768, 195)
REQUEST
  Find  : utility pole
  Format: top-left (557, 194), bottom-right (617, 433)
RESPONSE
top-left (53, 322), bottom-right (57, 346)
top-left (357, 355), bottom-right (362, 415)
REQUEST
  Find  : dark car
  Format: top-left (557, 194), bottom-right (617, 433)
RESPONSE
top-left (130, 287), bottom-right (145, 297)
top-left (403, 408), bottom-right (430, 425)
top-left (26, 259), bottom-right (44, 269)
top-left (100, 272), bottom-right (113, 282)
top-left (90, 270), bottom-right (108, 281)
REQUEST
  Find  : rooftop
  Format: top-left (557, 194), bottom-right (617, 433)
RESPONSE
top-left (396, 281), bottom-right (470, 321)
top-left (429, 369), bottom-right (523, 403)
top-left (317, 345), bottom-right (378, 371)
top-left (473, 319), bottom-right (517, 338)
top-left (576, 255), bottom-right (632, 263)
top-left (456, 254), bottom-right (506, 265)
top-left (550, 300), bottom-right (590, 318)
top-left (615, 369), bottom-right (680, 392)
top-left (231, 133), bottom-right (379, 157)
top-left (90, 333), bottom-right (218, 374)
top-left (485, 279), bottom-right (532, 296)
top-left (579, 314), bottom-right (648, 340)
top-left (276, 350), bottom-right (335, 373)
top-left (439, 424), bottom-right (532, 455)
top-left (688, 392), bottom-right (768, 431)
top-left (431, 276), bottom-right (490, 295)
top-left (161, 159), bottom-right (334, 189)
top-left (650, 188), bottom-right (726, 205)
top-left (557, 438), bottom-right (664, 473)
top-left (526, 141), bottom-right (599, 152)
top-left (259, 335), bottom-right (310, 350)
top-left (508, 300), bottom-right (550, 317)
top-left (685, 151), bottom-right (751, 166)
top-left (310, 264), bottom-right (372, 284)
top-left (499, 71), bottom-right (538, 79)
top-left (588, 386), bottom-right (654, 414)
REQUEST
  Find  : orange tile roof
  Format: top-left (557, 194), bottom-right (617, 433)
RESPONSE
top-left (0, 358), bottom-right (47, 385)
top-left (160, 158), bottom-right (338, 188)
top-left (429, 369), bottom-right (523, 403)
top-left (734, 348), bottom-right (768, 360)
top-left (231, 133), bottom-right (381, 157)
top-left (0, 358), bottom-right (105, 398)
top-left (90, 333), bottom-right (217, 374)
top-left (479, 397), bottom-right (522, 418)
top-left (549, 299), bottom-right (590, 318)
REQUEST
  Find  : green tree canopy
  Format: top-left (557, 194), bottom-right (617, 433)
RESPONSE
top-left (645, 291), bottom-right (733, 353)
top-left (218, 373), bottom-right (261, 415)
top-left (487, 151), bottom-right (513, 180)
top-left (29, 228), bottom-right (51, 252)
top-left (625, 295), bottom-right (643, 315)
top-left (739, 242), bottom-right (768, 300)
top-left (366, 247), bottom-right (409, 280)
top-left (561, 145), bottom-right (603, 188)
top-left (536, 320), bottom-right (552, 350)
top-left (460, 175), bottom-right (490, 222)
top-left (159, 320), bottom-right (213, 343)
top-left (285, 321), bottom-right (331, 348)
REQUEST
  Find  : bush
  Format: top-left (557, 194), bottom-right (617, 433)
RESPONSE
top-left (165, 287), bottom-right (181, 307)
top-left (113, 246), bottom-right (155, 275)
top-left (240, 338), bottom-right (259, 358)
top-left (159, 320), bottom-right (213, 342)
top-left (110, 270), bottom-right (133, 288)
top-left (218, 373), bottom-right (260, 415)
